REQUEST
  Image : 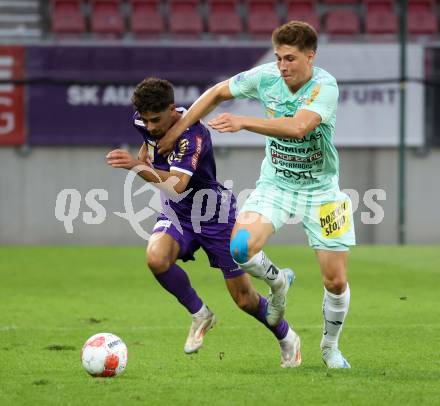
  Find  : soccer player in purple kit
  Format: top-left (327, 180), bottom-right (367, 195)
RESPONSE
top-left (106, 77), bottom-right (301, 367)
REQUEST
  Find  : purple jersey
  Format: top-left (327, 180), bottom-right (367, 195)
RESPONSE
top-left (132, 108), bottom-right (234, 223)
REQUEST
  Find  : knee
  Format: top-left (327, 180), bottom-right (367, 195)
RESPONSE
top-left (230, 229), bottom-right (261, 264)
top-left (146, 247), bottom-right (171, 274)
top-left (323, 275), bottom-right (347, 294)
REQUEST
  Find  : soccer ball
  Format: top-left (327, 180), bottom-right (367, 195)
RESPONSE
top-left (81, 333), bottom-right (128, 377)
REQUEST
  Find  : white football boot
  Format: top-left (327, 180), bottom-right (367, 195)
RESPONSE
top-left (322, 347), bottom-right (351, 369)
top-left (266, 268), bottom-right (295, 327)
top-left (184, 308), bottom-right (216, 354)
top-left (279, 328), bottom-right (302, 368)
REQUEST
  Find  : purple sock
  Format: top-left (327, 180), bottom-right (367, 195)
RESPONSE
top-left (154, 263), bottom-right (203, 315)
top-left (250, 295), bottom-right (289, 340)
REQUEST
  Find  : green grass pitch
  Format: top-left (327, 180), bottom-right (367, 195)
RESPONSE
top-left (0, 246), bottom-right (439, 405)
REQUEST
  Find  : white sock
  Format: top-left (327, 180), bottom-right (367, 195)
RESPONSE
top-left (238, 251), bottom-right (284, 290)
top-left (192, 304), bottom-right (209, 318)
top-left (279, 327), bottom-right (294, 344)
top-left (321, 284), bottom-right (350, 349)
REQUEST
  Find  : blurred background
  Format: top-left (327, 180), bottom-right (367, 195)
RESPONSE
top-left (0, 0), bottom-right (439, 246)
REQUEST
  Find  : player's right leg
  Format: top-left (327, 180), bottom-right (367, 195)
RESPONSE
top-left (315, 249), bottom-right (351, 368)
top-left (225, 273), bottom-right (301, 368)
top-left (146, 231), bottom-right (215, 354)
top-left (229, 212), bottom-right (294, 326)
top-left (301, 190), bottom-right (355, 368)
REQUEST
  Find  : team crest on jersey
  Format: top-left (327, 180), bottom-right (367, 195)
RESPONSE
top-left (167, 152), bottom-right (176, 165)
top-left (174, 139), bottom-right (189, 162)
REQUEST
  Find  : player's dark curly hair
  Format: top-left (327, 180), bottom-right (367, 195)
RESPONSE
top-left (132, 77), bottom-right (174, 113)
top-left (272, 21), bottom-right (318, 52)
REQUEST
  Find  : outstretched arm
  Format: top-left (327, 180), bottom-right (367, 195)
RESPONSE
top-left (106, 149), bottom-right (191, 194)
top-left (208, 109), bottom-right (322, 140)
top-left (157, 80), bottom-right (234, 154)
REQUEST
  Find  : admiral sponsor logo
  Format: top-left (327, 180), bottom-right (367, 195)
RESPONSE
top-left (275, 168), bottom-right (318, 180)
top-left (270, 140), bottom-right (320, 154)
top-left (191, 136), bottom-right (202, 169)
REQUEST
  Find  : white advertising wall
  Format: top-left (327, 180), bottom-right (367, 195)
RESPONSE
top-left (208, 43), bottom-right (425, 147)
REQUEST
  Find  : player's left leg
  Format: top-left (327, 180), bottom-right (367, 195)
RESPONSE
top-left (230, 179), bottom-right (303, 327)
top-left (315, 249), bottom-right (351, 369)
top-left (224, 273), bottom-right (301, 368)
top-left (147, 223), bottom-right (215, 354)
top-left (230, 211), bottom-right (294, 327)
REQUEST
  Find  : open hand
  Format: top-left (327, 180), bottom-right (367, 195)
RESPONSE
top-left (106, 149), bottom-right (142, 170)
top-left (208, 113), bottom-right (243, 133)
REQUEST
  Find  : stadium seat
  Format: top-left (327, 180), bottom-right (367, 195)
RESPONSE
top-left (129, 0), bottom-right (164, 38)
top-left (364, 0), bottom-right (397, 34)
top-left (407, 0), bottom-right (438, 35)
top-left (322, 0), bottom-right (358, 4)
top-left (90, 0), bottom-right (125, 38)
top-left (408, 0), bottom-right (433, 13)
top-left (51, 0), bottom-right (86, 35)
top-left (247, 0), bottom-right (281, 37)
top-left (363, 0), bottom-right (394, 13)
top-left (325, 9), bottom-right (360, 35)
top-left (285, 0), bottom-right (320, 32)
top-left (207, 0), bottom-right (243, 36)
top-left (169, 0), bottom-right (204, 37)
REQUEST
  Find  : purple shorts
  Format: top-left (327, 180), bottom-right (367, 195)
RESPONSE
top-left (152, 215), bottom-right (244, 280)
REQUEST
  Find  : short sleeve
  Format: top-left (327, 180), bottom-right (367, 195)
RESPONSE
top-left (300, 82), bottom-right (339, 125)
top-left (229, 65), bottom-right (265, 100)
top-left (168, 132), bottom-right (203, 177)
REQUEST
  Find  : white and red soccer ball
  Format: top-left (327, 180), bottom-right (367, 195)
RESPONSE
top-left (81, 333), bottom-right (128, 377)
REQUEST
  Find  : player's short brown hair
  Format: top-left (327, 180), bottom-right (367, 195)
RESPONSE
top-left (132, 77), bottom-right (174, 113)
top-left (272, 21), bottom-right (318, 52)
